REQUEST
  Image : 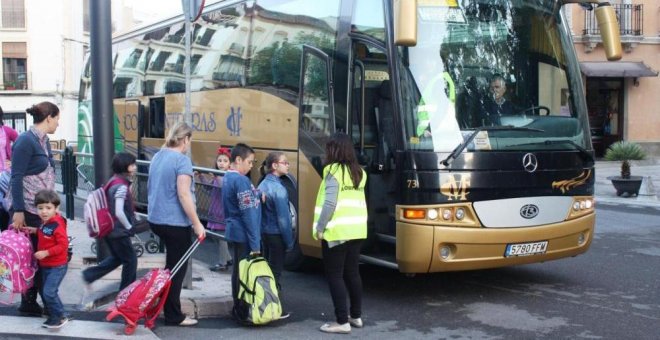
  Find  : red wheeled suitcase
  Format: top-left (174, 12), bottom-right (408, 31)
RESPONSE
top-left (106, 238), bottom-right (202, 335)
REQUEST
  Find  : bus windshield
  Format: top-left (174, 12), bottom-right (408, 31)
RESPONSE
top-left (397, 0), bottom-right (589, 153)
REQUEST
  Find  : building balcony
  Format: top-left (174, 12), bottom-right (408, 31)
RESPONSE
top-left (581, 4), bottom-right (644, 53)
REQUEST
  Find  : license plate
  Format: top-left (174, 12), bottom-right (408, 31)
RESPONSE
top-left (505, 241), bottom-right (548, 257)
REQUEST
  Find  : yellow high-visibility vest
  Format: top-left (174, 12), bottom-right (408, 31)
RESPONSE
top-left (416, 71), bottom-right (456, 136)
top-left (313, 164), bottom-right (367, 242)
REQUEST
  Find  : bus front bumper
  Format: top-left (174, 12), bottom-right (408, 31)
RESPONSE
top-left (395, 213), bottom-right (595, 273)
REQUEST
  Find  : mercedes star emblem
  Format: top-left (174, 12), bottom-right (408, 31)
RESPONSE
top-left (522, 153), bottom-right (538, 173)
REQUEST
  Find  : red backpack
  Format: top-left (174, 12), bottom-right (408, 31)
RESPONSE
top-left (84, 177), bottom-right (128, 238)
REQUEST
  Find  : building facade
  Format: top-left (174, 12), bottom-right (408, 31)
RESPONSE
top-left (570, 1), bottom-right (660, 157)
top-left (0, 0), bottom-right (159, 144)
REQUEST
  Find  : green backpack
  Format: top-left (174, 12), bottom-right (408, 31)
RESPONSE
top-left (233, 256), bottom-right (282, 325)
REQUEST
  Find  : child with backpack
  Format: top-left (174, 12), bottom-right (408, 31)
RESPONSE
top-left (82, 153), bottom-right (138, 291)
top-left (257, 151), bottom-right (293, 318)
top-left (195, 147), bottom-right (233, 272)
top-left (22, 189), bottom-right (69, 329)
top-left (222, 143), bottom-right (262, 310)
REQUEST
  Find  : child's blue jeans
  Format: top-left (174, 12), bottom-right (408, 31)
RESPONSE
top-left (41, 264), bottom-right (68, 319)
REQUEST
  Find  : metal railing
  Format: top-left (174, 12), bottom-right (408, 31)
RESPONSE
top-left (583, 4), bottom-right (643, 36)
top-left (53, 146), bottom-right (225, 223)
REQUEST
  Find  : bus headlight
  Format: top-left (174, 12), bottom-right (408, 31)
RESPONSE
top-left (585, 200), bottom-right (593, 209)
top-left (567, 196), bottom-right (595, 220)
top-left (455, 208), bottom-right (465, 220)
top-left (398, 204), bottom-right (480, 227)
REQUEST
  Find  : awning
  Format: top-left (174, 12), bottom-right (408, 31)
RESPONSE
top-left (580, 62), bottom-right (658, 78)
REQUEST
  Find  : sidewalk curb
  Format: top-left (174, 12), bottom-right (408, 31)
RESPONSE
top-left (596, 196), bottom-right (660, 208)
top-left (182, 296), bottom-right (233, 319)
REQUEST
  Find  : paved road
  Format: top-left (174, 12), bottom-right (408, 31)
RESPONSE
top-left (150, 202), bottom-right (660, 339)
top-left (3, 203), bottom-right (657, 339)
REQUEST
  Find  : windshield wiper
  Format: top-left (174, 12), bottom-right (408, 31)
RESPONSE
top-left (441, 126), bottom-right (545, 167)
top-left (512, 139), bottom-right (595, 165)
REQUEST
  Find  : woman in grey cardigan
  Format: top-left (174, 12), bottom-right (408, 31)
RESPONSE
top-left (9, 101), bottom-right (60, 317)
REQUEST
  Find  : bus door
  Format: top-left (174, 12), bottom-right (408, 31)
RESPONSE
top-left (298, 45), bottom-right (335, 169)
top-left (296, 45), bottom-right (335, 258)
top-left (349, 39), bottom-right (398, 247)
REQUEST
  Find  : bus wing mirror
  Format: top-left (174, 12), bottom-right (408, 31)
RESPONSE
top-left (595, 3), bottom-right (622, 61)
top-left (394, 0), bottom-right (417, 47)
top-left (557, 1), bottom-right (621, 61)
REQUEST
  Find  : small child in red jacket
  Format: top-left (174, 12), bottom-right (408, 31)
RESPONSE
top-left (23, 189), bottom-right (69, 329)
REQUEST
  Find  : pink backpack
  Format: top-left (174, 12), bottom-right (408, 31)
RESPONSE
top-left (84, 177), bottom-right (127, 238)
top-left (0, 228), bottom-right (37, 304)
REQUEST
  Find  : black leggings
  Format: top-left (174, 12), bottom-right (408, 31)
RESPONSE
top-left (322, 239), bottom-right (363, 325)
top-left (151, 223), bottom-right (193, 324)
top-left (229, 241), bottom-right (249, 304)
top-left (20, 211), bottom-right (44, 308)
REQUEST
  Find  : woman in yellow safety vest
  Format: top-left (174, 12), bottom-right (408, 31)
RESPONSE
top-left (313, 132), bottom-right (368, 334)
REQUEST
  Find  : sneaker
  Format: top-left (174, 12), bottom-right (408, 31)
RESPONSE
top-left (320, 322), bottom-right (351, 334)
top-left (178, 317), bottom-right (198, 326)
top-left (209, 264), bottom-right (228, 272)
top-left (42, 317), bottom-right (69, 329)
top-left (348, 317), bottom-right (363, 328)
top-left (18, 303), bottom-right (43, 317)
top-left (80, 299), bottom-right (96, 312)
top-left (279, 311), bottom-right (291, 320)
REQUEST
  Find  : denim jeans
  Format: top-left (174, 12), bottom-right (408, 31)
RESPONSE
top-left (82, 236), bottom-right (137, 290)
top-left (41, 264), bottom-right (68, 319)
top-left (322, 239), bottom-right (363, 325)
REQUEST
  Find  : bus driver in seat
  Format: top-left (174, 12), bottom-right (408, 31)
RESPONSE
top-left (481, 75), bottom-right (516, 125)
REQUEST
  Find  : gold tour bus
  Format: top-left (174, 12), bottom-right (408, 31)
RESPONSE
top-left (78, 0), bottom-right (622, 273)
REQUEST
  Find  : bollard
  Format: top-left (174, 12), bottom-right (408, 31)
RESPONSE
top-left (638, 176), bottom-right (657, 197)
top-left (63, 147), bottom-right (76, 219)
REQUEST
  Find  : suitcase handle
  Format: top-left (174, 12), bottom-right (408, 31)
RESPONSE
top-left (170, 237), bottom-right (202, 277)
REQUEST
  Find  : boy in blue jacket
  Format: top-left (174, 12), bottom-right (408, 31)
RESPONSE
top-left (223, 143), bottom-right (261, 307)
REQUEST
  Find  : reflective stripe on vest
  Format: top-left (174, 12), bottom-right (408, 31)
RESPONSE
top-left (416, 71), bottom-right (456, 136)
top-left (313, 164), bottom-right (367, 242)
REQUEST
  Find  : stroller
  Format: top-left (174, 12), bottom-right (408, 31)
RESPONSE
top-left (106, 238), bottom-right (202, 335)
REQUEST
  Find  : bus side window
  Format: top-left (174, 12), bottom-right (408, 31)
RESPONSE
top-left (148, 97), bottom-right (165, 138)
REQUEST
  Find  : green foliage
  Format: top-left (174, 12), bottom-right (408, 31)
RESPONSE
top-left (604, 141), bottom-right (646, 179)
top-left (604, 141), bottom-right (646, 161)
top-left (248, 31), bottom-right (334, 93)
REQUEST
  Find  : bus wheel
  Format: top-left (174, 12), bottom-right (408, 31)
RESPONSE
top-left (284, 200), bottom-right (311, 271)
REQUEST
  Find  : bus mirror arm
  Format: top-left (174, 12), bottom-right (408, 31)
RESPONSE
top-left (555, 1), bottom-right (622, 61)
